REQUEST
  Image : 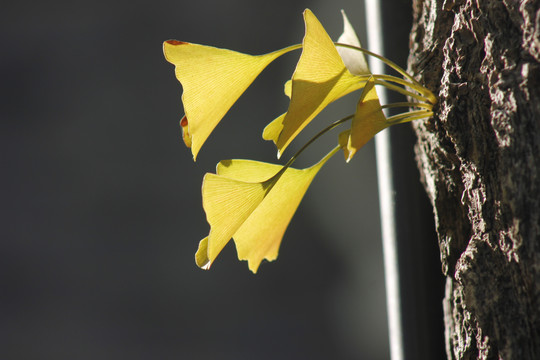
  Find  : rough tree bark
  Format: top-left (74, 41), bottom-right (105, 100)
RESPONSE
top-left (407, 0), bottom-right (540, 359)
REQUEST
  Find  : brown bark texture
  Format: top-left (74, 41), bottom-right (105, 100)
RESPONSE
top-left (407, 0), bottom-right (540, 359)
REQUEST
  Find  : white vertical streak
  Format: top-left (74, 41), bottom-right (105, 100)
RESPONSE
top-left (364, 1), bottom-right (404, 360)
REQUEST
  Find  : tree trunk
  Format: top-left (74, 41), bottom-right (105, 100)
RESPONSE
top-left (407, 0), bottom-right (540, 359)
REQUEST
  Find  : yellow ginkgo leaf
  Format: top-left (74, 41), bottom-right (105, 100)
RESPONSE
top-left (336, 10), bottom-right (370, 76)
top-left (266, 9), bottom-right (365, 157)
top-left (163, 40), bottom-right (295, 160)
top-left (201, 172), bottom-right (268, 265)
top-left (339, 77), bottom-right (387, 162)
top-left (284, 79), bottom-right (292, 98)
top-left (262, 112), bottom-right (286, 143)
top-left (197, 147), bottom-right (338, 273)
top-left (195, 237), bottom-right (210, 269)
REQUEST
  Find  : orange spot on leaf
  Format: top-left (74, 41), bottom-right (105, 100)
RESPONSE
top-left (180, 116), bottom-right (192, 148)
top-left (166, 40), bottom-right (187, 45)
top-left (180, 116), bottom-right (188, 127)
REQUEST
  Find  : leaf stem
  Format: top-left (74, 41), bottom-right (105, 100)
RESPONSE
top-left (382, 102), bottom-right (433, 111)
top-left (374, 79), bottom-right (431, 103)
top-left (267, 114), bottom-right (353, 183)
top-left (386, 110), bottom-right (433, 125)
top-left (283, 114), bottom-right (353, 169)
top-left (334, 42), bottom-right (437, 104)
top-left (270, 43), bottom-right (303, 56)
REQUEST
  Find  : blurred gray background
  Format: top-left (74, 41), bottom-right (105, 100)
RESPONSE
top-left (1, 0), bottom-right (414, 358)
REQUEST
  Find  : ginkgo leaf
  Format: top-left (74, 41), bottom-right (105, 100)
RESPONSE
top-left (163, 40), bottom-right (295, 160)
top-left (262, 112), bottom-right (286, 143)
top-left (284, 80), bottom-right (292, 98)
top-left (265, 9), bottom-right (365, 158)
top-left (195, 237), bottom-right (210, 269)
top-left (202, 173), bottom-right (268, 265)
top-left (198, 147), bottom-right (338, 273)
top-left (336, 10), bottom-right (370, 76)
top-left (339, 77), bottom-right (387, 162)
top-left (263, 11), bottom-right (367, 147)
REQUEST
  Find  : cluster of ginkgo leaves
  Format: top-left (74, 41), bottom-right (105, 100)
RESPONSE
top-left (163, 9), bottom-right (436, 273)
